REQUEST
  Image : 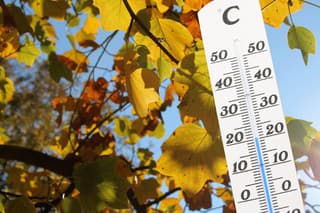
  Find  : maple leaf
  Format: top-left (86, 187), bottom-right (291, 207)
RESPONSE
top-left (157, 124), bottom-right (227, 196)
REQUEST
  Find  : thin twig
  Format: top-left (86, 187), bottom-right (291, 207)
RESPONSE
top-left (122, 0), bottom-right (179, 64)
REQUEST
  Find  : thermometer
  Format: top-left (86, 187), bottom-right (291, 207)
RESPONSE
top-left (198, 0), bottom-right (304, 212)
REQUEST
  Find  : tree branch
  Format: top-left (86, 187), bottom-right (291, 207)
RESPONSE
top-left (122, 0), bottom-right (179, 64)
top-left (0, 145), bottom-right (75, 177)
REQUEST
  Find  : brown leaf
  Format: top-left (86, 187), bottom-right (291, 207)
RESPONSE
top-left (81, 77), bottom-right (108, 103)
top-left (223, 202), bottom-right (236, 213)
top-left (57, 55), bottom-right (78, 70)
top-left (52, 96), bottom-right (77, 125)
top-left (78, 132), bottom-right (115, 161)
top-left (133, 178), bottom-right (161, 204)
top-left (110, 90), bottom-right (127, 105)
top-left (183, 183), bottom-right (212, 210)
top-left (79, 40), bottom-right (100, 50)
top-left (71, 102), bottom-right (102, 130)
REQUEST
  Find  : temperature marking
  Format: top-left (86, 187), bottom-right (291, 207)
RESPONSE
top-left (198, 0), bottom-right (305, 212)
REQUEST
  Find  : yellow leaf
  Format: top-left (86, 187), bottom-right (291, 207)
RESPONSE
top-left (0, 128), bottom-right (9, 145)
top-left (157, 124), bottom-right (227, 196)
top-left (94, 0), bottom-right (146, 31)
top-left (261, 0), bottom-right (303, 28)
top-left (83, 16), bottom-right (100, 35)
top-left (0, 67), bottom-right (15, 104)
top-left (216, 188), bottom-right (233, 204)
top-left (184, 0), bottom-right (212, 11)
top-left (154, 0), bottom-right (176, 13)
top-left (0, 26), bottom-right (19, 58)
top-left (135, 18), bottom-right (193, 62)
top-left (126, 68), bottom-right (161, 117)
top-left (63, 49), bottom-right (89, 73)
top-left (159, 198), bottom-right (183, 213)
top-left (76, 29), bottom-right (96, 44)
top-left (30, 0), bottom-right (69, 20)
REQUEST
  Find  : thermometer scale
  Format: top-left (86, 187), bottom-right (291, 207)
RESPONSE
top-left (198, 0), bottom-right (304, 212)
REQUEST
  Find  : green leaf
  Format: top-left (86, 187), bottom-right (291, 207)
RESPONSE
top-left (6, 196), bottom-right (37, 213)
top-left (66, 14), bottom-right (81, 28)
top-left (17, 39), bottom-right (41, 66)
top-left (287, 26), bottom-right (315, 65)
top-left (157, 124), bottom-right (227, 196)
top-left (61, 197), bottom-right (82, 213)
top-left (286, 116), bottom-right (317, 158)
top-left (48, 52), bottom-right (73, 82)
top-left (157, 57), bottom-right (172, 82)
top-left (73, 157), bottom-right (130, 212)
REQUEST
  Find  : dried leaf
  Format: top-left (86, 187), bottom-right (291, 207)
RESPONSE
top-left (183, 183), bottom-right (212, 210)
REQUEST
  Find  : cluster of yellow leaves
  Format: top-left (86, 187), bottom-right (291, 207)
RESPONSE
top-left (0, 27), bottom-right (19, 58)
top-left (6, 165), bottom-right (69, 198)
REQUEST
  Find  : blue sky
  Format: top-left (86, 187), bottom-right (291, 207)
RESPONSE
top-left (267, 3), bottom-right (320, 129)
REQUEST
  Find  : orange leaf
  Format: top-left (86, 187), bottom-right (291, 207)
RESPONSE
top-left (223, 202), bottom-right (236, 213)
top-left (81, 77), bottom-right (108, 103)
top-left (164, 83), bottom-right (175, 107)
top-left (180, 11), bottom-right (201, 38)
top-left (110, 90), bottom-right (127, 105)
